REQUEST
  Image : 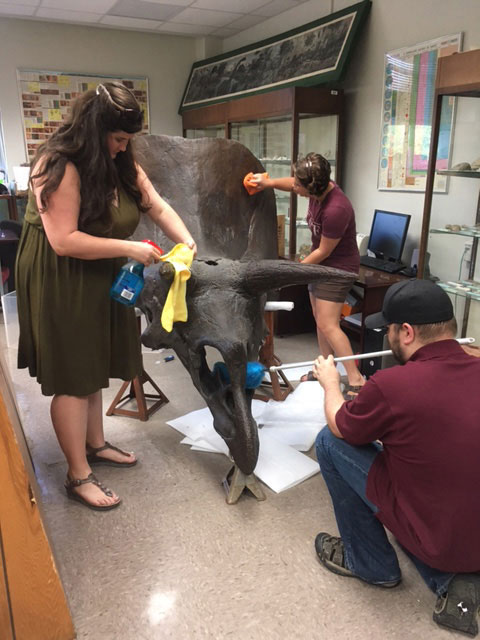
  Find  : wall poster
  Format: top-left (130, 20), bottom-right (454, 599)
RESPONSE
top-left (378, 33), bottom-right (462, 192)
top-left (17, 69), bottom-right (149, 161)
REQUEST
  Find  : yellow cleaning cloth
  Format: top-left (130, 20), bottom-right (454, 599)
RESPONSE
top-left (159, 243), bottom-right (194, 332)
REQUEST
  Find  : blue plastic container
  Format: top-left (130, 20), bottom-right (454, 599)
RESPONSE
top-left (110, 239), bottom-right (162, 306)
top-left (110, 260), bottom-right (145, 306)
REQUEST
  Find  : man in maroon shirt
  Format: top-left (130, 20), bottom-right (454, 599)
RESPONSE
top-left (312, 278), bottom-right (480, 636)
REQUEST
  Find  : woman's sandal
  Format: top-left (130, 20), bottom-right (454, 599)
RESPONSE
top-left (86, 441), bottom-right (137, 467)
top-left (65, 473), bottom-right (121, 511)
top-left (300, 371), bottom-right (316, 382)
top-left (342, 384), bottom-right (364, 400)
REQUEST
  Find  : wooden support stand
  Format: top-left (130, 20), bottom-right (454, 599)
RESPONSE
top-left (105, 368), bottom-right (169, 421)
top-left (254, 309), bottom-right (293, 402)
top-left (222, 465), bottom-right (266, 505)
top-left (106, 311), bottom-right (169, 421)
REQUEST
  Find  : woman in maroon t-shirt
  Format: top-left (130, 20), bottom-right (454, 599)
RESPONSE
top-left (252, 153), bottom-right (364, 395)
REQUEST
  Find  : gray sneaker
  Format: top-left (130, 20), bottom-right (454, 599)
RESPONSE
top-left (314, 532), bottom-right (401, 588)
top-left (433, 574), bottom-right (480, 637)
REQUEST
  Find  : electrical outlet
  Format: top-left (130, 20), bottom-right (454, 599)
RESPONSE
top-left (465, 242), bottom-right (473, 262)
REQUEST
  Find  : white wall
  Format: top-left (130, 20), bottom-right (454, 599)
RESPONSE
top-left (0, 17), bottom-right (197, 175)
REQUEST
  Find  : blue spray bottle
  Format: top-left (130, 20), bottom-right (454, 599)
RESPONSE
top-left (110, 239), bottom-right (163, 306)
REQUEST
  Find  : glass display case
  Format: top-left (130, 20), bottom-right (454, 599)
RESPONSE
top-left (229, 113), bottom-right (339, 258)
top-left (182, 86), bottom-right (344, 260)
top-left (419, 49), bottom-right (480, 341)
top-left (296, 114), bottom-right (339, 258)
top-left (185, 124), bottom-right (225, 140)
top-left (229, 116), bottom-right (292, 246)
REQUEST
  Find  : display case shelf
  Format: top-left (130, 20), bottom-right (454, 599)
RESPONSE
top-left (261, 158), bottom-right (291, 165)
top-left (430, 227), bottom-right (480, 238)
top-left (438, 280), bottom-right (480, 301)
top-left (437, 170), bottom-right (480, 178)
top-left (285, 219), bottom-right (309, 228)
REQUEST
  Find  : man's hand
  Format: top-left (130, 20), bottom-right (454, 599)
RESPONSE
top-left (313, 355), bottom-right (340, 390)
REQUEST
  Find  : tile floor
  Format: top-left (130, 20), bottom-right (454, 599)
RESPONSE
top-left (1, 322), bottom-right (454, 639)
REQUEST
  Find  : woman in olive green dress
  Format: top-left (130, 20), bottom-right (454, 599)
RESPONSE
top-left (16, 82), bottom-right (196, 511)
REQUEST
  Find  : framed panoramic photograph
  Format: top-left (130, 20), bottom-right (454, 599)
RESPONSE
top-left (377, 32), bottom-right (462, 192)
top-left (17, 69), bottom-right (149, 161)
top-left (179, 0), bottom-right (371, 112)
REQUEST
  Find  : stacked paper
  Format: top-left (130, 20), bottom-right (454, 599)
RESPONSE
top-left (166, 384), bottom-right (328, 493)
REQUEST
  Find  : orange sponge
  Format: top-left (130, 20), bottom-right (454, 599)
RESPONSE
top-left (243, 172), bottom-right (269, 195)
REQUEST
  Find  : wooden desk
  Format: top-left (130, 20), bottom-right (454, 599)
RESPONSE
top-left (274, 283), bottom-right (316, 335)
top-left (341, 266), bottom-right (407, 352)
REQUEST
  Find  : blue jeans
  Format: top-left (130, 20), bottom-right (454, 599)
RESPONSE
top-left (315, 426), bottom-right (454, 595)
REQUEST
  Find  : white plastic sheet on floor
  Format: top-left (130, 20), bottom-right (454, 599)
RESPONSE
top-left (166, 378), bottom-right (331, 494)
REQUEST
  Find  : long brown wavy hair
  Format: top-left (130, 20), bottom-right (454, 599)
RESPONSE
top-left (30, 81), bottom-right (149, 231)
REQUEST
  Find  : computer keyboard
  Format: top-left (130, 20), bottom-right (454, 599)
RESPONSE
top-left (360, 255), bottom-right (405, 273)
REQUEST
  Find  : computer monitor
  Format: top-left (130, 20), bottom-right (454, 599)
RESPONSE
top-left (367, 209), bottom-right (411, 262)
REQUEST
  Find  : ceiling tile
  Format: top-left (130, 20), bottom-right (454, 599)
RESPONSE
top-left (100, 14), bottom-right (163, 29)
top-left (192, 0), bottom-right (267, 12)
top-left (3, 0), bottom-right (39, 6)
top-left (0, 3), bottom-right (36, 15)
top-left (253, 0), bottom-right (299, 17)
top-left (147, 0), bottom-right (191, 5)
top-left (0, 0), bottom-right (317, 40)
top-left (209, 25), bottom-right (242, 38)
top-left (156, 21), bottom-right (214, 35)
top-left (226, 13), bottom-right (263, 30)
top-left (41, 0), bottom-right (116, 12)
top-left (170, 7), bottom-right (242, 26)
top-left (108, 0), bottom-right (183, 21)
top-left (35, 7), bottom-right (101, 22)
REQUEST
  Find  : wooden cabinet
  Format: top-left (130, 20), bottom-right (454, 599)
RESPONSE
top-left (182, 85), bottom-right (344, 259)
top-left (418, 49), bottom-right (480, 339)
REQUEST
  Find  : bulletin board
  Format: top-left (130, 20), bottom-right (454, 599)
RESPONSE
top-left (16, 69), bottom-right (149, 161)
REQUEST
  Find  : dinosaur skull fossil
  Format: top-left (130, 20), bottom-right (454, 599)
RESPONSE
top-left (133, 135), bottom-right (355, 474)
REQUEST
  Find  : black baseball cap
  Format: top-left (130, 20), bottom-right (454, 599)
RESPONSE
top-left (365, 279), bottom-right (454, 329)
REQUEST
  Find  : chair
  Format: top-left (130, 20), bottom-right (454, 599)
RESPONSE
top-left (254, 300), bottom-right (294, 402)
top-left (0, 220), bottom-right (22, 293)
top-left (0, 220), bottom-right (23, 235)
top-left (105, 309), bottom-right (169, 421)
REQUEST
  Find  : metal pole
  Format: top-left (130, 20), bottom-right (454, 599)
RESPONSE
top-left (269, 337), bottom-right (475, 373)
